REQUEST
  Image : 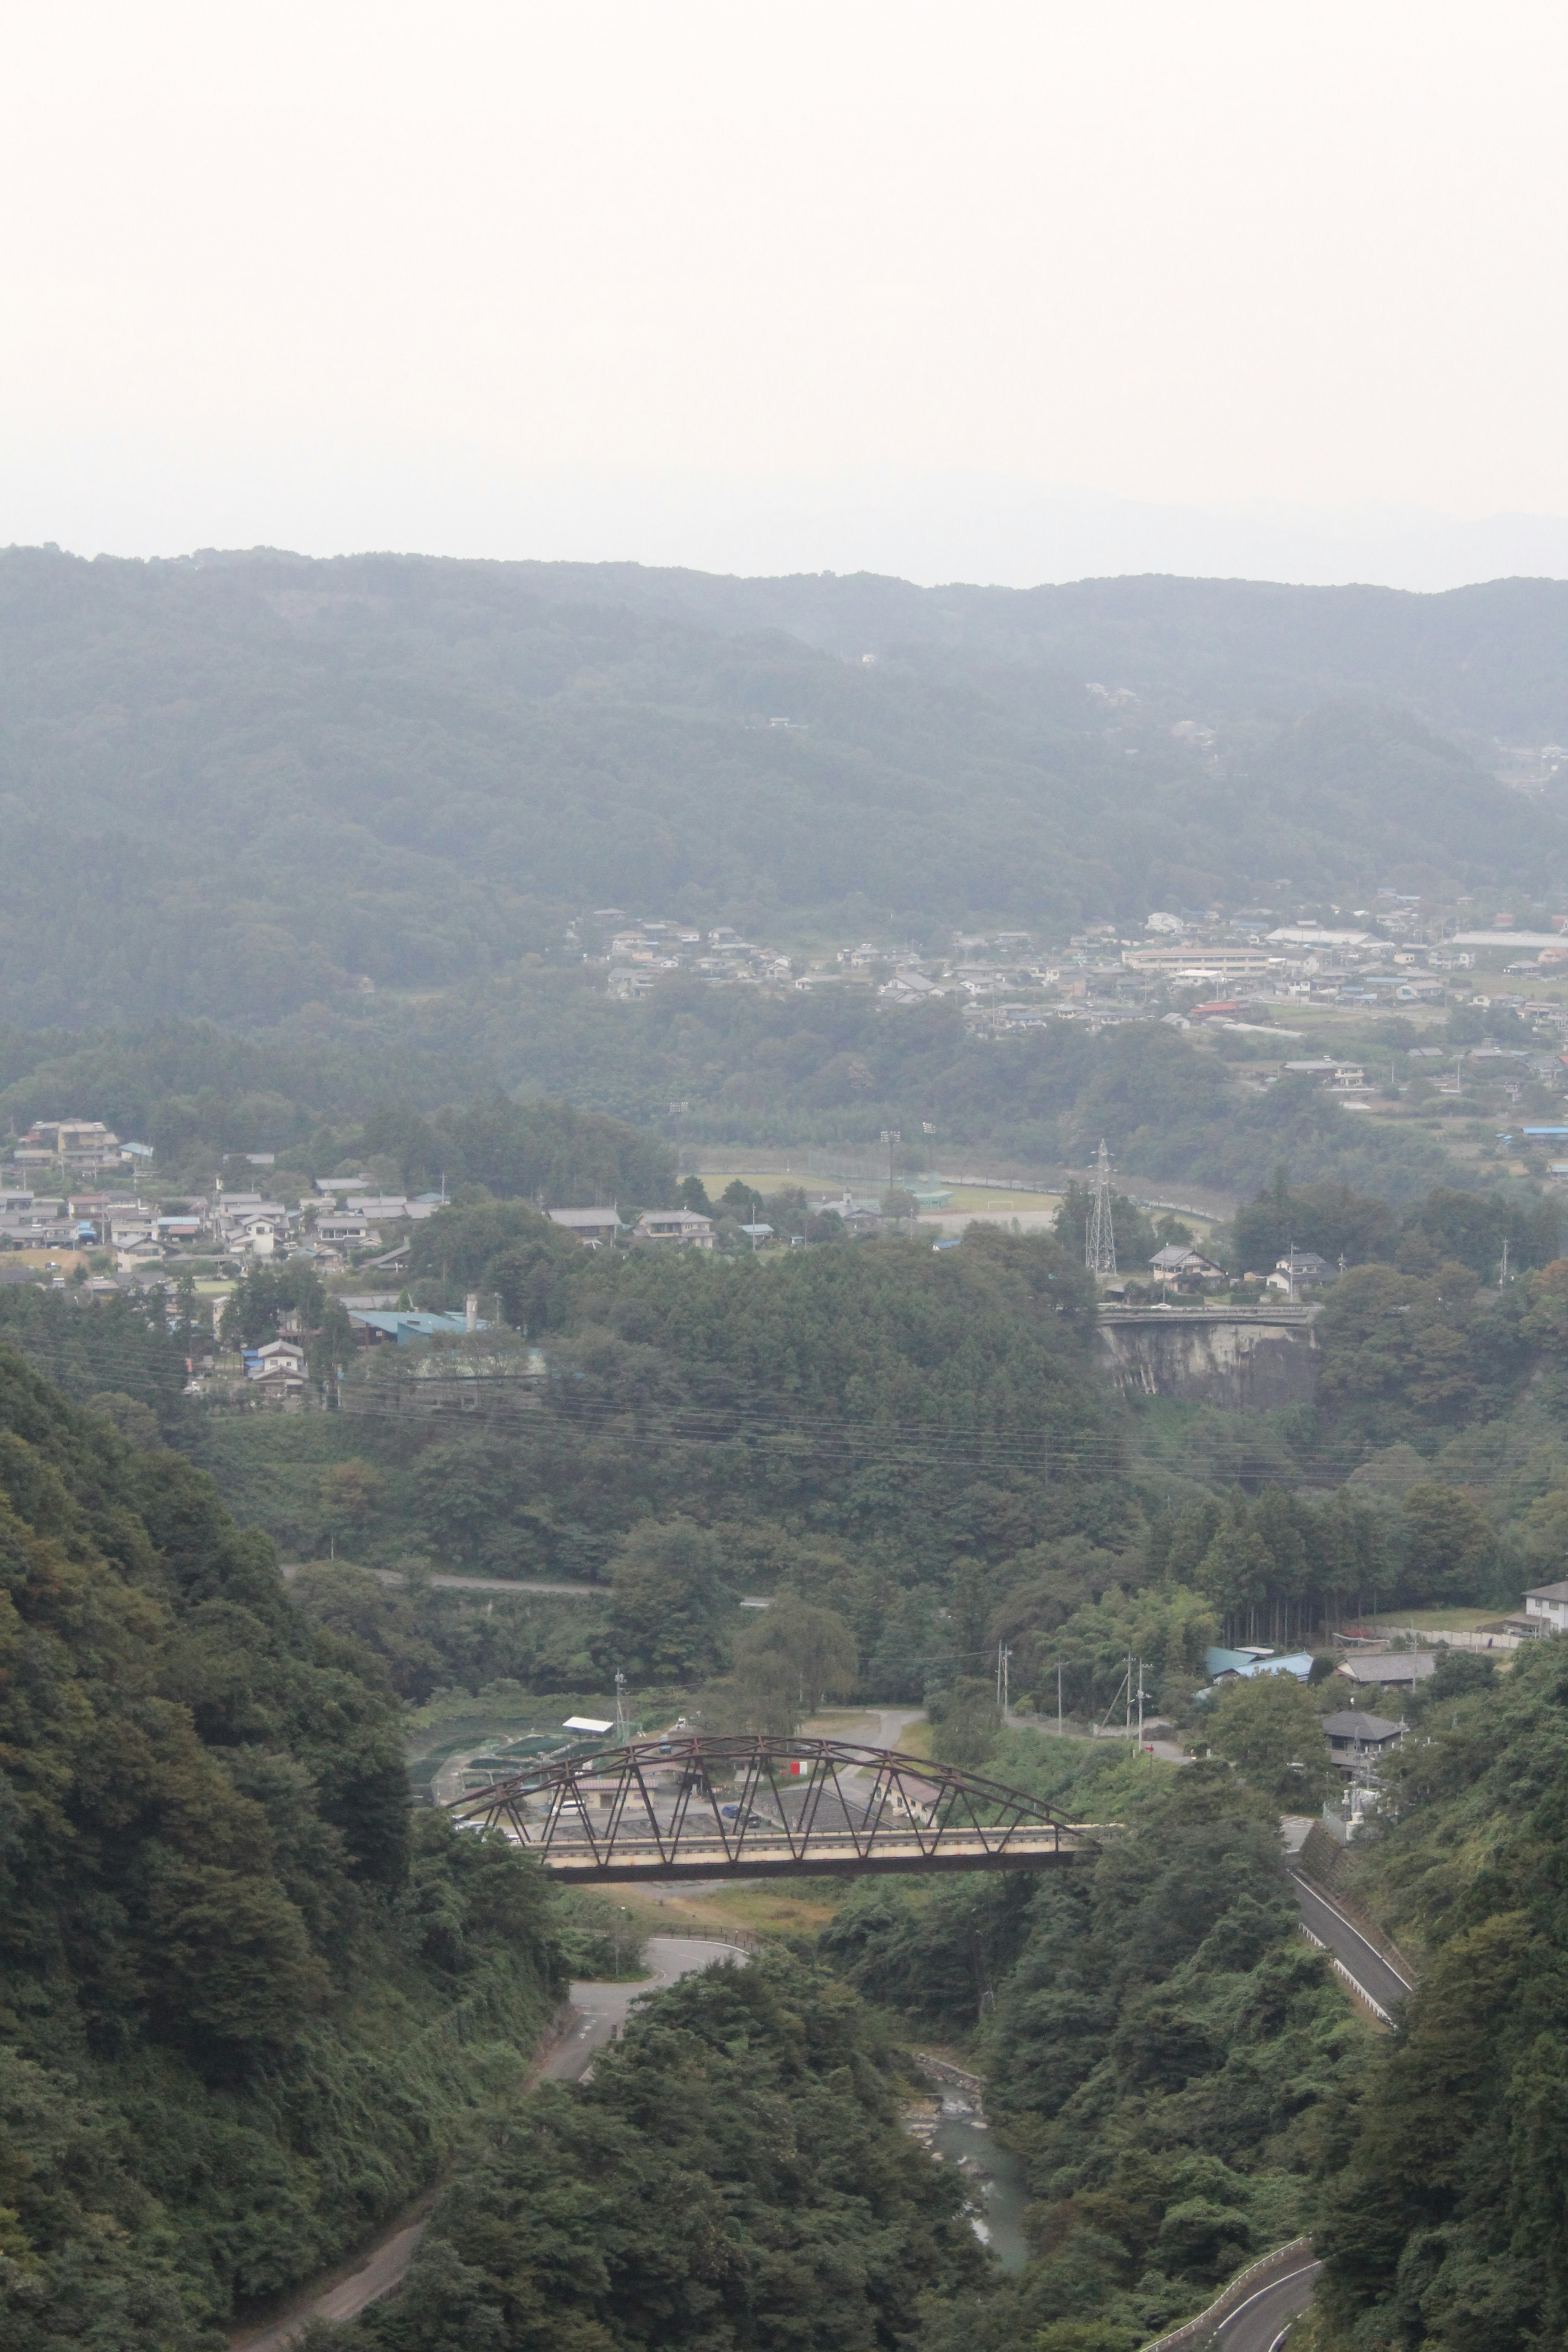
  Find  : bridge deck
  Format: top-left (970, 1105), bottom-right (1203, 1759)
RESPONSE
top-left (497, 1830), bottom-right (1095, 1882)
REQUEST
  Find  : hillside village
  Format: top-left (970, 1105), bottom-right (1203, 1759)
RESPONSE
top-left (597, 894), bottom-right (1568, 1052)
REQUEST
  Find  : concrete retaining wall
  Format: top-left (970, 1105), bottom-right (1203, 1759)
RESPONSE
top-left (1096, 1310), bottom-right (1320, 1408)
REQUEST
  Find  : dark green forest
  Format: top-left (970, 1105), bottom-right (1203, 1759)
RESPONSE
top-left (2, 549), bottom-right (1566, 1029)
top-left (1313, 1640), bottom-right (1568, 2350)
top-left (0, 1347), bottom-right (564, 2350)
top-left (347, 1953), bottom-right (989, 2352)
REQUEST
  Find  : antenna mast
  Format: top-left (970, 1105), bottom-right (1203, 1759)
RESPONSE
top-left (1086, 1138), bottom-right (1117, 1277)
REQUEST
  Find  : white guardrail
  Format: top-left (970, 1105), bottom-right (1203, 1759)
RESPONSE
top-left (1297, 1922), bottom-right (1393, 2025)
top-left (1138, 2238), bottom-right (1315, 2352)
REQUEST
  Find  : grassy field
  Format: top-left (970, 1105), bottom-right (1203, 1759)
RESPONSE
top-left (2, 1247), bottom-right (89, 1274)
top-left (690, 1167), bottom-right (1062, 1218)
top-left (927, 1184), bottom-right (1062, 1215)
top-left (622, 1879), bottom-right (849, 1942)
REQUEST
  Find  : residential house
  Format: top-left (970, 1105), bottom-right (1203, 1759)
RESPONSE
top-left (547, 1208), bottom-right (623, 1246)
top-left (245, 1361), bottom-right (309, 1410)
top-left (14, 1119), bottom-right (122, 1171)
top-left (155, 1216), bottom-right (205, 1248)
top-left (314, 1215), bottom-right (382, 1248)
top-left (249, 1339), bottom-right (307, 1380)
top-left (1336, 1652), bottom-right (1436, 1691)
top-left (1519, 1579), bottom-right (1568, 1634)
top-left (1267, 1251), bottom-right (1336, 1291)
top-left (878, 970), bottom-right (948, 1004)
top-left (632, 1209), bottom-right (714, 1248)
top-left (1322, 1709), bottom-right (1407, 1768)
top-left (1149, 1244), bottom-right (1227, 1285)
top-left (875, 1773), bottom-right (943, 1826)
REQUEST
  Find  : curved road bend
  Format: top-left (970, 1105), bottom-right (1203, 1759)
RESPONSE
top-left (229, 1935), bottom-right (750, 2352)
top-left (1290, 1875), bottom-right (1414, 2019)
top-left (1210, 2258), bottom-right (1323, 2352)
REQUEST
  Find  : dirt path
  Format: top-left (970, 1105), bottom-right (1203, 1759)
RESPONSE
top-left (228, 1935), bottom-right (750, 2350)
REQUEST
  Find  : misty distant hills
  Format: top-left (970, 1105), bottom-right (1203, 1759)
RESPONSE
top-left (0, 546), bottom-right (1565, 1029)
top-left (486, 561), bottom-right (1568, 739)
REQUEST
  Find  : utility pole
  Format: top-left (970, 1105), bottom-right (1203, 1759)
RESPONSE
top-left (996, 1641), bottom-right (1012, 1713)
top-left (1085, 1138), bottom-right (1117, 1277)
top-left (615, 1670), bottom-right (628, 1740)
top-left (1500, 1237), bottom-right (1509, 1288)
top-left (1057, 1658), bottom-right (1064, 1740)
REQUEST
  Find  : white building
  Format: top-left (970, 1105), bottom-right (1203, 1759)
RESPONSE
top-left (1522, 1580), bottom-right (1568, 1633)
top-left (633, 1209), bottom-right (714, 1248)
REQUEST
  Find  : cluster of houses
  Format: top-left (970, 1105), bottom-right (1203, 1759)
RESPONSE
top-left (1203, 1644), bottom-right (1414, 1816)
top-left (579, 900), bottom-right (1568, 1064)
top-left (0, 1174), bottom-right (452, 1279)
top-left (1138, 1243), bottom-right (1337, 1295)
top-left (595, 918), bottom-right (795, 999)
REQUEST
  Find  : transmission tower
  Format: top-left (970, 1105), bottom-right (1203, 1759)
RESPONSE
top-left (1085, 1138), bottom-right (1117, 1276)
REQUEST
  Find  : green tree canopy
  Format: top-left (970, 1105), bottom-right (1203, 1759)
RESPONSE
top-left (1203, 1672), bottom-right (1334, 1807)
top-left (608, 1518), bottom-right (737, 1682)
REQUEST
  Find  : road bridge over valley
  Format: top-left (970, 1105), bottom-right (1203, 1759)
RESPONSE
top-left (445, 1733), bottom-right (1098, 1882)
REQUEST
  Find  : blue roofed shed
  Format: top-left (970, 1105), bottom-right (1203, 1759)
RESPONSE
top-left (348, 1310), bottom-right (489, 1345)
top-left (1205, 1646), bottom-right (1314, 1682)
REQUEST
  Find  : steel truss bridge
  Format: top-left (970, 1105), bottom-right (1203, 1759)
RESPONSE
top-left (445, 1733), bottom-right (1098, 1883)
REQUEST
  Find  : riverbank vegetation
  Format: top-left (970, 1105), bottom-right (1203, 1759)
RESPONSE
top-left (822, 1756), bottom-right (1363, 2352)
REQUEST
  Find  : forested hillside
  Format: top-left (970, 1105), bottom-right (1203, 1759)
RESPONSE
top-left (2, 548), bottom-right (1565, 1028)
top-left (349, 1953), bottom-right (988, 2352)
top-left (0, 1348), bottom-right (563, 2350)
top-left (1313, 1640), bottom-right (1568, 2350)
top-left (831, 1755), bottom-right (1363, 2352)
top-left (0, 999), bottom-right (1459, 1203)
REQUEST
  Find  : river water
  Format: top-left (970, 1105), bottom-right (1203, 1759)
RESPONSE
top-left (927, 2096), bottom-right (1030, 2272)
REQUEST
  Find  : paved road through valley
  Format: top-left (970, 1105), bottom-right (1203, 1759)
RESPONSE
top-left (229, 1934), bottom-right (749, 2351)
top-left (1290, 1874), bottom-right (1414, 2019)
top-left (1210, 2257), bottom-right (1323, 2352)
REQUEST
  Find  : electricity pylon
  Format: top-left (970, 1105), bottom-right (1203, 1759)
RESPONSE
top-left (1086, 1138), bottom-right (1117, 1276)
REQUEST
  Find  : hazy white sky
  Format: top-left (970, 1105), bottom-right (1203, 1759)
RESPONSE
top-left (4, 1), bottom-right (1566, 583)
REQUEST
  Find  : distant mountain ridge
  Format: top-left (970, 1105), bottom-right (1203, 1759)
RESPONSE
top-left (451, 559), bottom-right (1568, 738)
top-left (0, 547), bottom-right (1564, 1031)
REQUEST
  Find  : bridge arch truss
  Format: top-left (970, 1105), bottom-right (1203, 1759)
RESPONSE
top-left (445, 1733), bottom-right (1097, 1882)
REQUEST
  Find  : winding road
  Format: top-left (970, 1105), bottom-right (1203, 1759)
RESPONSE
top-left (1209, 2258), bottom-right (1324, 2352)
top-left (229, 1933), bottom-right (750, 2352)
